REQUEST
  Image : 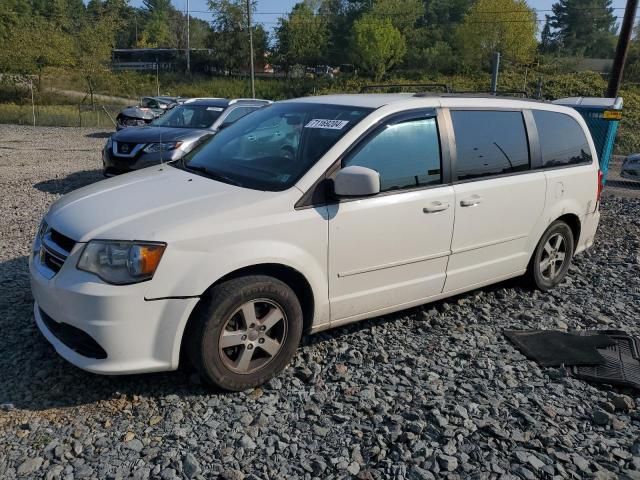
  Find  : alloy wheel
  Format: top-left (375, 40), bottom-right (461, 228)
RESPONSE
top-left (218, 299), bottom-right (287, 374)
top-left (539, 233), bottom-right (567, 281)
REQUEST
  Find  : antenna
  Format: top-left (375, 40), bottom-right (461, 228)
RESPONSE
top-left (159, 124), bottom-right (163, 165)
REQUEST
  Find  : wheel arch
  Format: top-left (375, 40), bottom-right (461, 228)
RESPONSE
top-left (555, 213), bottom-right (581, 251)
top-left (178, 263), bottom-right (315, 367)
top-left (528, 212), bottom-right (582, 270)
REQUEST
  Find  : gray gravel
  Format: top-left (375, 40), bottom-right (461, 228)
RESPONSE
top-left (1, 125), bottom-right (640, 479)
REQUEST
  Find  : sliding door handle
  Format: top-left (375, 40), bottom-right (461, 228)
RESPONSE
top-left (460, 195), bottom-right (483, 207)
top-left (423, 201), bottom-right (450, 213)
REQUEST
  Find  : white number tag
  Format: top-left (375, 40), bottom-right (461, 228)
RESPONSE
top-left (305, 119), bottom-right (349, 130)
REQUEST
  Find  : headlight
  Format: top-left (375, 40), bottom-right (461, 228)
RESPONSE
top-left (33, 220), bottom-right (48, 255)
top-left (77, 240), bottom-right (166, 285)
top-left (143, 142), bottom-right (182, 153)
top-left (106, 137), bottom-right (113, 149)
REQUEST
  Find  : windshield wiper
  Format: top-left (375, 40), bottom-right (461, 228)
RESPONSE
top-left (183, 164), bottom-right (243, 187)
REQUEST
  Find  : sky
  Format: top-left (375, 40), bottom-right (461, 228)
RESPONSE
top-left (127, 0), bottom-right (631, 31)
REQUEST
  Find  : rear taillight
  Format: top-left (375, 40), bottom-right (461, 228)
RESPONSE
top-left (597, 170), bottom-right (604, 201)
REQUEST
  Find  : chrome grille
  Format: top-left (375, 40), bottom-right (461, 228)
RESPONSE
top-left (40, 228), bottom-right (76, 275)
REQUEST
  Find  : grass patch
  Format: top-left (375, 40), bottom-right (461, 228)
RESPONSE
top-left (0, 103), bottom-right (120, 128)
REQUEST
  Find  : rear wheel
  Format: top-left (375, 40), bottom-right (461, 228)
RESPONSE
top-left (529, 220), bottom-right (574, 291)
top-left (186, 275), bottom-right (303, 391)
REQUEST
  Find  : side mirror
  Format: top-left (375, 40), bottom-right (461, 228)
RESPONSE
top-left (333, 166), bottom-right (380, 197)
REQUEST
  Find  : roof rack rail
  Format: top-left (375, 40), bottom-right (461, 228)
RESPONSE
top-left (229, 98), bottom-right (273, 104)
top-left (451, 90), bottom-right (529, 98)
top-left (360, 83), bottom-right (451, 93)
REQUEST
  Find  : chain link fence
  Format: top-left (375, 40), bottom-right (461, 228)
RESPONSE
top-left (0, 103), bottom-right (121, 128)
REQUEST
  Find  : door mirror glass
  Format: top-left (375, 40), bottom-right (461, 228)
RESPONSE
top-left (333, 166), bottom-right (380, 197)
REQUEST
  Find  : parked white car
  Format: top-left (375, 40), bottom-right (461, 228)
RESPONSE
top-left (31, 94), bottom-right (602, 390)
top-left (621, 153), bottom-right (640, 180)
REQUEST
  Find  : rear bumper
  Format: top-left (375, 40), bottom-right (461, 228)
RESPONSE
top-left (30, 251), bottom-right (199, 374)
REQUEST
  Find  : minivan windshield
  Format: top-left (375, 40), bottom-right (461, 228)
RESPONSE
top-left (152, 105), bottom-right (223, 129)
top-left (177, 103), bottom-right (372, 191)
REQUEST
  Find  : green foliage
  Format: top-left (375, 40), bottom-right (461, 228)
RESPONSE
top-left (615, 90), bottom-right (640, 155)
top-left (456, 0), bottom-right (537, 69)
top-left (370, 0), bottom-right (423, 34)
top-left (274, 1), bottom-right (329, 70)
top-left (0, 16), bottom-right (75, 77)
top-left (547, 0), bottom-right (617, 58)
top-left (208, 0), bottom-right (268, 71)
top-left (351, 15), bottom-right (406, 80)
top-left (139, 9), bottom-right (173, 47)
top-left (75, 9), bottom-right (120, 104)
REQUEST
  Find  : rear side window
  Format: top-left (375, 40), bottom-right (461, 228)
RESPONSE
top-left (343, 117), bottom-right (441, 192)
top-left (223, 106), bottom-right (259, 125)
top-left (533, 110), bottom-right (592, 167)
top-left (451, 110), bottom-right (530, 181)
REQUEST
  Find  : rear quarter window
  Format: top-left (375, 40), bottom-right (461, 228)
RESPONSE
top-left (533, 110), bottom-right (592, 168)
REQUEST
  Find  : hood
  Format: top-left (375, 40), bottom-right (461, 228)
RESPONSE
top-left (46, 166), bottom-right (269, 243)
top-left (119, 106), bottom-right (158, 120)
top-left (112, 126), bottom-right (209, 144)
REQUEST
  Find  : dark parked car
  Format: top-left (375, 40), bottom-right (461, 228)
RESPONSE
top-left (116, 96), bottom-right (184, 130)
top-left (103, 98), bottom-right (271, 176)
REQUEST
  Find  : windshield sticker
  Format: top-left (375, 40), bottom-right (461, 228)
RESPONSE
top-left (305, 119), bottom-right (349, 130)
top-left (207, 107), bottom-right (224, 111)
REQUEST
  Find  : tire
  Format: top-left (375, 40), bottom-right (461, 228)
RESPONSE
top-left (528, 220), bottom-right (575, 291)
top-left (186, 275), bottom-right (303, 391)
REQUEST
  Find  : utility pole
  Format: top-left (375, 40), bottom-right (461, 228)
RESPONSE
top-left (247, 0), bottom-right (256, 98)
top-left (186, 0), bottom-right (190, 73)
top-left (490, 52), bottom-right (500, 94)
top-left (607, 0), bottom-right (638, 97)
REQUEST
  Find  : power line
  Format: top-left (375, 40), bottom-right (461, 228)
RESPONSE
top-left (188, 7), bottom-right (636, 15)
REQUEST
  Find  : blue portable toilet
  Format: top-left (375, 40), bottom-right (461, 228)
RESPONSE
top-left (552, 96), bottom-right (623, 183)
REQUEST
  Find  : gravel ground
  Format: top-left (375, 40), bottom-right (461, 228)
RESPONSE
top-left (1, 124), bottom-right (640, 480)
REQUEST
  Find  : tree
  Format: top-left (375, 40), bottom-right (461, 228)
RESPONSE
top-left (370, 0), bottom-right (423, 34)
top-left (134, 0), bottom-right (175, 47)
top-left (142, 0), bottom-right (172, 12)
top-left (540, 15), bottom-right (555, 53)
top-left (75, 10), bottom-right (119, 105)
top-left (350, 14), bottom-right (406, 80)
top-left (208, 0), bottom-right (267, 72)
top-left (318, 0), bottom-right (367, 66)
top-left (142, 9), bottom-right (174, 47)
top-left (274, 1), bottom-right (329, 70)
top-left (0, 16), bottom-right (75, 85)
top-left (548, 0), bottom-right (617, 58)
top-left (456, 0), bottom-right (537, 68)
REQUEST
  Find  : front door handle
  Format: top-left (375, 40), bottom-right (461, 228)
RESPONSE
top-left (460, 195), bottom-right (483, 207)
top-left (423, 201), bottom-right (450, 213)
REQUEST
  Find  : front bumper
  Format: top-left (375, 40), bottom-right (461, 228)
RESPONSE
top-left (30, 248), bottom-right (199, 375)
top-left (102, 147), bottom-right (184, 176)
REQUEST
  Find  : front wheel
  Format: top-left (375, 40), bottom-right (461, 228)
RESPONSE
top-left (186, 275), bottom-right (303, 391)
top-left (529, 220), bottom-right (574, 291)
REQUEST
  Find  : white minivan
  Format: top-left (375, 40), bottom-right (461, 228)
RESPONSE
top-left (30, 94), bottom-right (602, 390)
